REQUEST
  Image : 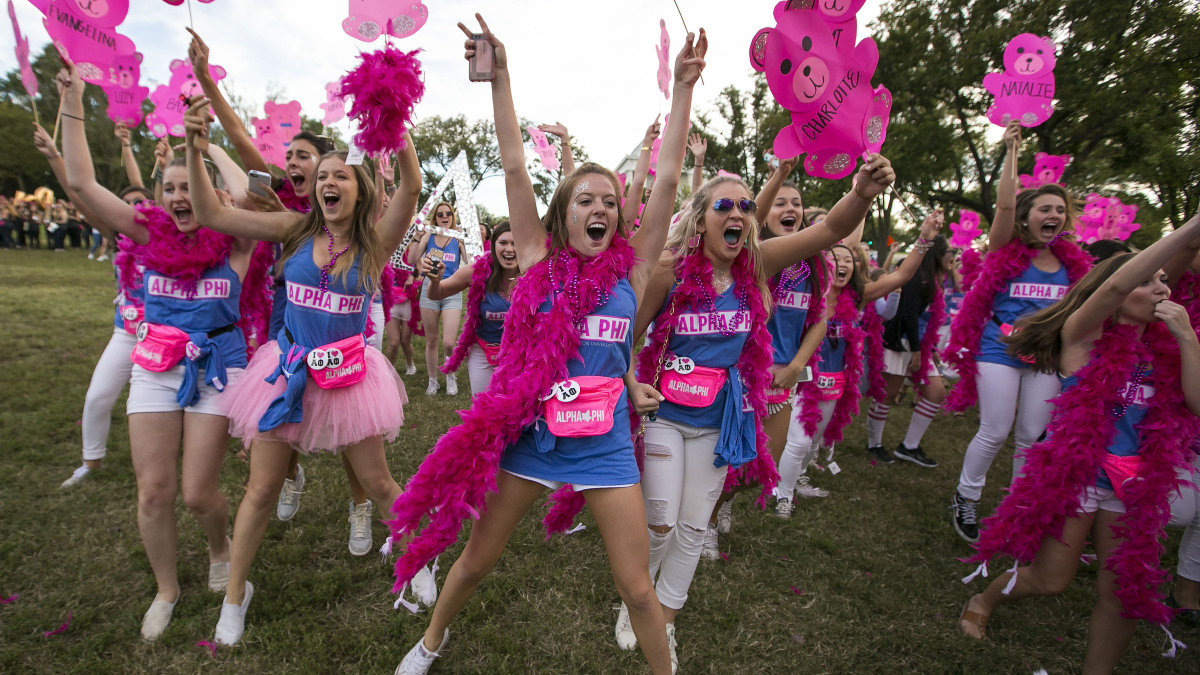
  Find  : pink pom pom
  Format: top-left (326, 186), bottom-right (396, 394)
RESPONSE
top-left (339, 46), bottom-right (425, 155)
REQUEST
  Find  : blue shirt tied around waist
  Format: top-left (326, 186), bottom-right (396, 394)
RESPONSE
top-left (768, 273), bottom-right (813, 365)
top-left (425, 235), bottom-right (461, 279)
top-left (476, 290), bottom-right (510, 344)
top-left (656, 281), bottom-right (756, 468)
top-left (500, 278), bottom-right (640, 486)
top-left (141, 259), bottom-right (245, 407)
top-left (1058, 371), bottom-right (1154, 491)
top-left (258, 238), bottom-right (371, 432)
top-left (979, 262), bottom-right (1069, 368)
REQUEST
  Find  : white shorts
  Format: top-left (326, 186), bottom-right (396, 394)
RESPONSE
top-left (503, 469), bottom-right (634, 493)
top-left (883, 348), bottom-right (937, 379)
top-left (1077, 484), bottom-right (1125, 515)
top-left (127, 364), bottom-right (243, 416)
top-left (389, 301), bottom-right (412, 323)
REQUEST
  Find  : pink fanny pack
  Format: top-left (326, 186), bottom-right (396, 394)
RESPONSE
top-left (1100, 454), bottom-right (1144, 501)
top-left (306, 334), bottom-right (367, 390)
top-left (131, 322), bottom-right (191, 372)
top-left (119, 304), bottom-right (143, 335)
top-left (476, 338), bottom-right (502, 366)
top-left (542, 375), bottom-right (624, 438)
top-left (766, 386), bottom-right (793, 406)
top-left (659, 355), bottom-right (728, 408)
top-left (815, 371), bottom-right (846, 401)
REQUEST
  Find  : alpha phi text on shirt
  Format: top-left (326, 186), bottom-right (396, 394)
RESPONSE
top-left (287, 281), bottom-right (366, 315)
top-left (775, 291), bottom-right (812, 311)
top-left (674, 311), bottom-right (752, 335)
top-left (578, 315), bottom-right (630, 343)
top-left (146, 275), bottom-right (230, 300)
top-left (1007, 282), bottom-right (1068, 300)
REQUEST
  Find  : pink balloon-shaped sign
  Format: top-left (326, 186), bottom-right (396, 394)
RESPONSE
top-left (8, 0), bottom-right (37, 98)
top-left (526, 125), bottom-right (560, 172)
top-left (145, 59), bottom-right (226, 138)
top-left (319, 79), bottom-right (346, 125)
top-left (39, 0), bottom-right (135, 85)
top-left (1019, 152), bottom-right (1071, 190)
top-left (101, 50), bottom-right (148, 126)
top-left (983, 33), bottom-right (1057, 128)
top-left (949, 210), bottom-right (982, 248)
top-left (655, 19), bottom-right (670, 100)
top-left (749, 1), bottom-right (892, 179)
top-left (343, 0), bottom-right (428, 42)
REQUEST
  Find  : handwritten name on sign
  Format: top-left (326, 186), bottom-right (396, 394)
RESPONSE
top-left (983, 33), bottom-right (1057, 128)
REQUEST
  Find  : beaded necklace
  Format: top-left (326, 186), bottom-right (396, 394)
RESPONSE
top-left (548, 247), bottom-right (614, 328)
top-left (1111, 360), bottom-right (1150, 418)
top-left (772, 261), bottom-right (811, 301)
top-left (319, 224), bottom-right (352, 292)
top-left (696, 267), bottom-right (750, 337)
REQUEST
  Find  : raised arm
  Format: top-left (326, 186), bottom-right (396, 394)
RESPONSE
top-left (621, 117), bottom-right (661, 226)
top-left (374, 133), bottom-right (421, 253)
top-left (862, 210), bottom-right (943, 302)
top-left (205, 144), bottom-right (248, 204)
top-left (426, 260), bottom-right (475, 300)
top-left (184, 98), bottom-right (297, 242)
top-left (32, 123), bottom-right (110, 237)
top-left (629, 29), bottom-right (708, 294)
top-left (186, 28), bottom-right (269, 174)
top-left (1063, 212), bottom-right (1200, 346)
top-left (114, 123), bottom-right (144, 188)
top-left (539, 123), bottom-right (575, 176)
top-left (988, 121), bottom-right (1022, 252)
top-left (754, 155), bottom-right (798, 216)
top-left (687, 133), bottom-right (707, 193)
top-left (56, 64), bottom-right (146, 243)
top-left (760, 155), bottom-right (896, 276)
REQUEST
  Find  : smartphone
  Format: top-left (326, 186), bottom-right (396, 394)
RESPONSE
top-left (797, 366), bottom-right (814, 383)
top-left (469, 34), bottom-right (495, 82)
top-left (424, 249), bottom-right (445, 278)
top-left (247, 170), bottom-right (273, 198)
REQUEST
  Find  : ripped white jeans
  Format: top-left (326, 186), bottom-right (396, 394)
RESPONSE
top-left (641, 417), bottom-right (728, 610)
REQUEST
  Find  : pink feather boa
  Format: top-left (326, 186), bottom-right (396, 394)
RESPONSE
top-left (969, 322), bottom-right (1200, 624)
top-left (441, 257), bottom-right (494, 374)
top-left (959, 246), bottom-right (983, 291)
top-left (787, 264), bottom-right (830, 439)
top-left (914, 278), bottom-right (947, 386)
top-left (115, 204), bottom-right (271, 354)
top-left (339, 46), bottom-right (424, 156)
top-left (861, 301), bottom-right (887, 401)
top-left (363, 265), bottom-right (396, 342)
top-left (796, 287), bottom-right (867, 444)
top-left (387, 237), bottom-right (637, 590)
top-left (1176, 271), bottom-right (1200, 330)
top-left (275, 183), bottom-right (311, 214)
top-left (944, 239), bottom-right (1092, 411)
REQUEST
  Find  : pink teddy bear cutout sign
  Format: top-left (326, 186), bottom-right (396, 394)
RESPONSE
top-left (101, 50), bottom-right (149, 126)
top-left (7, 0), bottom-right (37, 98)
top-left (320, 79), bottom-right (346, 125)
top-left (1076, 194), bottom-right (1139, 243)
top-left (252, 100), bottom-right (303, 169)
top-left (37, 0), bottom-right (135, 85)
top-left (949, 210), bottom-right (982, 248)
top-left (749, 0), bottom-right (892, 179)
top-left (655, 19), bottom-right (670, 100)
top-left (983, 33), bottom-right (1057, 127)
top-left (146, 59), bottom-right (226, 138)
top-left (1019, 152), bottom-right (1070, 190)
top-left (343, 0), bottom-right (428, 42)
top-left (526, 125), bottom-right (560, 172)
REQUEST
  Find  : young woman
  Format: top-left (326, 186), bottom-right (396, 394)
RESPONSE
top-left (57, 64), bottom-right (268, 642)
top-left (389, 17), bottom-right (703, 675)
top-left (775, 214), bottom-right (940, 512)
top-left (180, 97), bottom-right (418, 646)
top-left (960, 212), bottom-right (1200, 675)
top-left (385, 250), bottom-right (419, 375)
top-left (865, 227), bottom-right (951, 468)
top-left (430, 222), bottom-right (518, 396)
top-left (411, 201), bottom-right (474, 396)
top-left (945, 122), bottom-right (1092, 542)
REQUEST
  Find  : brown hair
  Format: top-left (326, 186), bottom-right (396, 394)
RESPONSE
top-left (486, 221), bottom-right (513, 294)
top-left (543, 163), bottom-right (628, 253)
top-left (1003, 253), bottom-right (1133, 372)
top-left (431, 201), bottom-right (457, 229)
top-left (278, 151), bottom-right (382, 292)
top-left (830, 243), bottom-right (866, 309)
top-left (1014, 184), bottom-right (1077, 247)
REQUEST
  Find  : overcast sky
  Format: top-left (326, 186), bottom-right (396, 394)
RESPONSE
top-left (3, 0), bottom-right (882, 212)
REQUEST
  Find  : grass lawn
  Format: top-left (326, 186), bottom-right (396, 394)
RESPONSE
top-left (1, 249), bottom-right (1196, 673)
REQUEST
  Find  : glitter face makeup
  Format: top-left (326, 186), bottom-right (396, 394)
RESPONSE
top-left (574, 180), bottom-right (590, 193)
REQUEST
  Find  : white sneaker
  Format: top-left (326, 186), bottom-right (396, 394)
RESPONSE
top-left (699, 525), bottom-right (720, 560)
top-left (411, 558), bottom-right (439, 607)
top-left (666, 622), bottom-right (679, 674)
top-left (396, 629), bottom-right (449, 675)
top-left (795, 475), bottom-right (829, 498)
top-left (405, 363), bottom-right (417, 376)
top-left (96, 254), bottom-right (109, 262)
top-left (348, 500), bottom-right (373, 556)
top-left (716, 500), bottom-right (733, 534)
top-left (214, 581), bottom-right (254, 646)
top-left (276, 465), bottom-right (305, 521)
top-left (774, 497), bottom-right (794, 518)
top-left (208, 561), bottom-right (230, 592)
top-left (60, 464), bottom-right (91, 488)
top-left (87, 252), bottom-right (95, 260)
top-left (445, 373), bottom-right (458, 396)
top-left (140, 596), bottom-right (177, 643)
top-left (614, 602), bottom-right (637, 650)
top-left (425, 379), bottom-right (440, 396)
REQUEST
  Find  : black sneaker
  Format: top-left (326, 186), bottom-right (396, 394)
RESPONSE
top-left (866, 445), bottom-right (894, 464)
top-left (894, 443), bottom-right (938, 468)
top-left (952, 493), bottom-right (980, 543)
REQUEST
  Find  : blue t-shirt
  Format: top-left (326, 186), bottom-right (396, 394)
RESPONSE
top-left (477, 290), bottom-right (510, 345)
top-left (425, 235), bottom-right (462, 279)
top-left (141, 259), bottom-right (246, 368)
top-left (1059, 371), bottom-right (1154, 491)
top-left (280, 238), bottom-right (370, 348)
top-left (978, 262), bottom-right (1069, 368)
top-left (817, 317), bottom-right (849, 373)
top-left (768, 273), bottom-right (814, 365)
top-left (657, 283), bottom-right (752, 429)
top-left (501, 278), bottom-right (639, 486)
top-left (112, 262), bottom-right (143, 330)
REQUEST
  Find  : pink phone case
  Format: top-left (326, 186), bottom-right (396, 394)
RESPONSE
top-left (469, 36), bottom-right (495, 82)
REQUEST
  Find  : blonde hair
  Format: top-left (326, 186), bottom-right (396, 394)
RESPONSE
top-left (278, 152), bottom-right (383, 292)
top-left (431, 200), bottom-right (457, 229)
top-left (666, 176), bottom-right (772, 312)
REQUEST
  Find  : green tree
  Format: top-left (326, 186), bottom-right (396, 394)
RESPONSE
top-left (410, 114), bottom-right (503, 205)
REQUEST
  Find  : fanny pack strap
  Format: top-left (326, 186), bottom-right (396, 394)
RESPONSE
top-left (642, 286), bottom-right (682, 435)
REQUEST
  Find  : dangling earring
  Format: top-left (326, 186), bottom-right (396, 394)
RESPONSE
top-left (687, 233), bottom-right (701, 249)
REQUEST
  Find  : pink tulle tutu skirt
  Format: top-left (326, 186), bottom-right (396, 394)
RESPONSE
top-left (221, 341), bottom-right (408, 453)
